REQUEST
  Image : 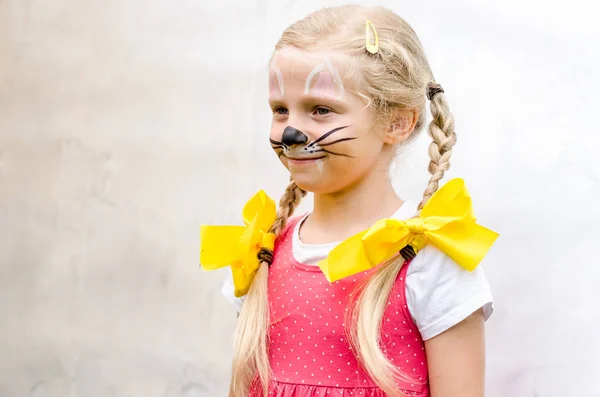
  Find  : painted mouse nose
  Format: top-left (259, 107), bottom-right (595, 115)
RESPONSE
top-left (282, 126), bottom-right (308, 146)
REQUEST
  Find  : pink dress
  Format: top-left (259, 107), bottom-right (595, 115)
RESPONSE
top-left (253, 216), bottom-right (429, 397)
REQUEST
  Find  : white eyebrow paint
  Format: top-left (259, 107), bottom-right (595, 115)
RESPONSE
top-left (304, 62), bottom-right (326, 95)
top-left (304, 59), bottom-right (345, 99)
top-left (269, 66), bottom-right (285, 96)
top-left (325, 59), bottom-right (345, 99)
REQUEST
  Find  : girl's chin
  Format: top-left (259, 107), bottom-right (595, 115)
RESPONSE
top-left (290, 173), bottom-right (340, 195)
top-left (284, 158), bottom-right (344, 193)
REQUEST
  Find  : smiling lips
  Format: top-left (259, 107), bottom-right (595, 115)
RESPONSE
top-left (286, 155), bottom-right (326, 165)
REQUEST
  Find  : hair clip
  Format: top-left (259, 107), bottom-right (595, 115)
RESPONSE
top-left (365, 20), bottom-right (379, 54)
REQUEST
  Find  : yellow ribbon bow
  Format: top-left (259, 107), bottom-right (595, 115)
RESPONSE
top-left (318, 178), bottom-right (499, 283)
top-left (200, 191), bottom-right (277, 297)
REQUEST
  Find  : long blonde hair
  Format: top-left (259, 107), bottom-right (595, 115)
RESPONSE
top-left (230, 5), bottom-right (456, 396)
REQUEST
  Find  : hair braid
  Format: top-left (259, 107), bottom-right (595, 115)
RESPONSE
top-left (417, 85), bottom-right (456, 212)
top-left (270, 180), bottom-right (307, 236)
top-left (230, 179), bottom-right (305, 397)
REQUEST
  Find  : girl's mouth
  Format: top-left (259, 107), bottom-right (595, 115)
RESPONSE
top-left (287, 156), bottom-right (326, 165)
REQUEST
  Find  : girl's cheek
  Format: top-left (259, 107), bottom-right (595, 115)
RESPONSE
top-left (270, 125), bottom-right (282, 140)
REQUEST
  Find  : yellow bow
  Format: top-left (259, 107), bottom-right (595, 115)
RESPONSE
top-left (318, 178), bottom-right (499, 282)
top-left (200, 191), bottom-right (277, 297)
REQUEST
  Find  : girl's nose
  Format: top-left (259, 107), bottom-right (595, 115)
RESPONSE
top-left (282, 126), bottom-right (308, 146)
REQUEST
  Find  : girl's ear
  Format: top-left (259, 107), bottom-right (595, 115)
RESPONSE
top-left (385, 108), bottom-right (419, 144)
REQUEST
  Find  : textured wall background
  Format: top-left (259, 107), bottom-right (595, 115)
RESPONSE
top-left (1, 0), bottom-right (598, 396)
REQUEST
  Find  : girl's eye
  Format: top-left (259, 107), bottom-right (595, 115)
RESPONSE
top-left (274, 107), bottom-right (288, 115)
top-left (315, 107), bottom-right (331, 116)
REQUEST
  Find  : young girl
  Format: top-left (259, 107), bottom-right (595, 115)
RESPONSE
top-left (201, 5), bottom-right (498, 397)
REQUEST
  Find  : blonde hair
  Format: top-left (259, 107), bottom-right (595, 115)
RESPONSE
top-left (230, 5), bottom-right (456, 397)
top-left (230, 180), bottom-right (305, 396)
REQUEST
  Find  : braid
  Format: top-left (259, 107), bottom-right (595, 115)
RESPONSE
top-left (356, 85), bottom-right (457, 394)
top-left (231, 178), bottom-right (306, 397)
top-left (270, 180), bottom-right (307, 235)
top-left (417, 83), bottom-right (457, 212)
top-left (257, 179), bottom-right (306, 264)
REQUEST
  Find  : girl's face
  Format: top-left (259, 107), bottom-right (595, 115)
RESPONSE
top-left (268, 48), bottom-right (394, 194)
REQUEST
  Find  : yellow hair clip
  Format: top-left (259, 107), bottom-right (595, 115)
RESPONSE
top-left (365, 20), bottom-right (379, 54)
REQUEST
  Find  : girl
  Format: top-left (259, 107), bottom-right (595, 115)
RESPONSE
top-left (202, 4), bottom-right (498, 397)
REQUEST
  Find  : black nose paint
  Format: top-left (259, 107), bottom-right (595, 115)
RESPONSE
top-left (281, 126), bottom-right (308, 146)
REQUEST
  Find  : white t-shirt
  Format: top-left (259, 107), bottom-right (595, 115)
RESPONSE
top-left (221, 200), bottom-right (494, 341)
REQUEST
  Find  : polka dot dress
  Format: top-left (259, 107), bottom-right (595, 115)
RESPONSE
top-left (251, 217), bottom-right (429, 397)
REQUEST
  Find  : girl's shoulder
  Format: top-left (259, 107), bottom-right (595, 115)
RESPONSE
top-left (404, 243), bottom-right (494, 340)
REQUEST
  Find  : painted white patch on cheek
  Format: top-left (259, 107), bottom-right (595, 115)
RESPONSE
top-left (315, 158), bottom-right (324, 173)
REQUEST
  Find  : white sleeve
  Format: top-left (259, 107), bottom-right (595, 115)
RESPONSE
top-left (221, 269), bottom-right (246, 313)
top-left (405, 244), bottom-right (494, 341)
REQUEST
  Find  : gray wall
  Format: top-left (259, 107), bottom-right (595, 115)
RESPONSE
top-left (1, 0), bottom-right (598, 396)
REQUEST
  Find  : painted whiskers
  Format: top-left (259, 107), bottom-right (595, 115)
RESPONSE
top-left (270, 125), bottom-right (357, 158)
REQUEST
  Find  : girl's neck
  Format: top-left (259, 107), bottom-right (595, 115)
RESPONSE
top-left (303, 171), bottom-right (404, 244)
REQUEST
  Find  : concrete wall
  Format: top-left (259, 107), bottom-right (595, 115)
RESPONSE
top-left (1, 0), bottom-right (598, 396)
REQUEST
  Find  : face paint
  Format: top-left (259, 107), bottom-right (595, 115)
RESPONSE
top-left (324, 59), bottom-right (345, 98)
top-left (270, 125), bottom-right (357, 159)
top-left (269, 66), bottom-right (285, 97)
top-left (304, 62), bottom-right (325, 94)
top-left (281, 126), bottom-right (308, 147)
top-left (315, 158), bottom-right (324, 173)
top-left (304, 59), bottom-right (345, 99)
